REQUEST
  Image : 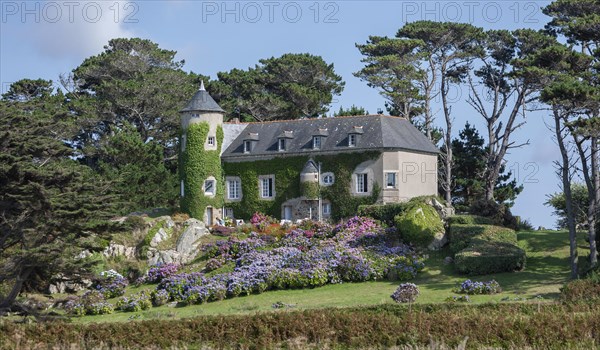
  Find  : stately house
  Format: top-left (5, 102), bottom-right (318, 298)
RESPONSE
top-left (179, 84), bottom-right (439, 225)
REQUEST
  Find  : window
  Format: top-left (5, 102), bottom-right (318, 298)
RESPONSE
top-left (227, 179), bottom-right (240, 200)
top-left (244, 140), bottom-right (252, 153)
top-left (225, 208), bottom-right (234, 219)
top-left (278, 138), bottom-right (286, 151)
top-left (313, 136), bottom-right (321, 149)
top-left (322, 203), bottom-right (331, 215)
top-left (349, 134), bottom-right (357, 147)
top-left (207, 136), bottom-right (215, 146)
top-left (204, 179), bottom-right (215, 196)
top-left (356, 173), bottom-right (368, 193)
top-left (321, 172), bottom-right (334, 186)
top-left (386, 172), bottom-right (397, 188)
top-left (260, 176), bottom-right (274, 198)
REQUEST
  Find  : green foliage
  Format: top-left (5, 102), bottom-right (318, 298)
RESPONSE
top-left (394, 202), bottom-right (444, 247)
top-left (447, 215), bottom-right (495, 226)
top-left (97, 125), bottom-right (178, 214)
top-left (300, 181), bottom-right (319, 200)
top-left (0, 86), bottom-right (115, 310)
top-left (334, 105), bottom-right (369, 116)
top-left (469, 199), bottom-right (519, 230)
top-left (138, 220), bottom-right (166, 258)
top-left (451, 122), bottom-right (523, 210)
top-left (1, 78), bottom-right (54, 101)
top-left (180, 123), bottom-right (224, 219)
top-left (223, 152), bottom-right (380, 220)
top-left (454, 240), bottom-right (526, 275)
top-left (449, 224), bottom-right (518, 255)
top-left (358, 203), bottom-right (409, 226)
top-left (560, 278), bottom-right (600, 303)
top-left (210, 53), bottom-right (345, 121)
top-left (545, 183), bottom-right (589, 229)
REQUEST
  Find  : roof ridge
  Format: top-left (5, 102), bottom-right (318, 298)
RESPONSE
top-left (224, 115), bottom-right (407, 125)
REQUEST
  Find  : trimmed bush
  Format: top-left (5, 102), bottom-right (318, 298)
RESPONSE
top-left (447, 215), bottom-right (495, 226)
top-left (358, 203), bottom-right (408, 226)
top-left (454, 239), bottom-right (526, 275)
top-left (395, 203), bottom-right (444, 247)
top-left (449, 224), bottom-right (517, 255)
top-left (469, 199), bottom-right (518, 229)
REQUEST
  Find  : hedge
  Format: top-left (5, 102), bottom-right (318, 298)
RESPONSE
top-left (447, 215), bottom-right (495, 226)
top-left (449, 224), bottom-right (518, 255)
top-left (454, 239), bottom-right (526, 275)
top-left (395, 202), bottom-right (444, 248)
top-left (358, 203), bottom-right (409, 226)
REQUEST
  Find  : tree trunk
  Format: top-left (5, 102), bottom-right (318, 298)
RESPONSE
top-left (590, 136), bottom-right (598, 267)
top-left (554, 107), bottom-right (578, 279)
top-left (0, 267), bottom-right (33, 312)
top-left (441, 74), bottom-right (452, 205)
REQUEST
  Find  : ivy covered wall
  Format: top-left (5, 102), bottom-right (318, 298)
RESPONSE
top-left (180, 122), bottom-right (224, 219)
top-left (223, 151), bottom-right (381, 221)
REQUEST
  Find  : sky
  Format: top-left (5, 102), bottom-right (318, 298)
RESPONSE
top-left (1, 0), bottom-right (563, 227)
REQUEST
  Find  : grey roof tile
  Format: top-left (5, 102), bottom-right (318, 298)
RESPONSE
top-left (221, 115), bottom-right (439, 160)
top-left (180, 89), bottom-right (225, 113)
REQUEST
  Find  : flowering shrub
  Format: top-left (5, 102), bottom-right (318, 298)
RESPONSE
top-left (145, 263), bottom-right (180, 284)
top-left (64, 290), bottom-right (114, 316)
top-left (116, 291), bottom-right (152, 312)
top-left (150, 289), bottom-right (170, 307)
top-left (456, 279), bottom-right (501, 295)
top-left (391, 283), bottom-right (419, 303)
top-left (250, 212), bottom-right (276, 231)
top-left (152, 219), bottom-right (424, 306)
top-left (93, 275), bottom-right (129, 299)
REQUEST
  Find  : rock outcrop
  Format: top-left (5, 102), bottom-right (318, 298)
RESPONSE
top-left (147, 218), bottom-right (208, 265)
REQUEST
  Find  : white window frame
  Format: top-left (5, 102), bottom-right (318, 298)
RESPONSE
top-left (224, 208), bottom-right (234, 219)
top-left (313, 136), bottom-right (321, 149)
top-left (322, 202), bottom-right (331, 215)
top-left (227, 178), bottom-right (241, 200)
top-left (207, 136), bottom-right (215, 146)
top-left (260, 175), bottom-right (275, 199)
top-left (321, 172), bottom-right (335, 186)
top-left (385, 172), bottom-right (397, 189)
top-left (349, 134), bottom-right (357, 147)
top-left (278, 138), bottom-right (286, 151)
top-left (244, 140), bottom-right (251, 153)
top-left (204, 179), bottom-right (216, 196)
top-left (356, 173), bottom-right (368, 193)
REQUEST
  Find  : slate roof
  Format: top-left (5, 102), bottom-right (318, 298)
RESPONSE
top-left (180, 84), bottom-right (225, 113)
top-left (221, 115), bottom-right (439, 160)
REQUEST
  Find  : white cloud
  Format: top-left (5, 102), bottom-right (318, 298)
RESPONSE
top-left (22, 1), bottom-right (136, 59)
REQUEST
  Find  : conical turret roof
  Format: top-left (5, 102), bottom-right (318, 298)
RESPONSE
top-left (180, 81), bottom-right (225, 113)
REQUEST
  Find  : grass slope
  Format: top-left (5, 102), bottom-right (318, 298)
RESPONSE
top-left (76, 230), bottom-right (586, 324)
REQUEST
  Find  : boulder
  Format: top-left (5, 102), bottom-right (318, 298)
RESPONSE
top-left (443, 256), bottom-right (454, 265)
top-left (395, 202), bottom-right (446, 250)
top-left (102, 243), bottom-right (136, 260)
top-left (48, 274), bottom-right (92, 294)
top-left (147, 219), bottom-right (208, 265)
top-left (150, 228), bottom-right (170, 247)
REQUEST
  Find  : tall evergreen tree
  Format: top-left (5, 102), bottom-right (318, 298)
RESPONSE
top-left (0, 81), bottom-right (114, 313)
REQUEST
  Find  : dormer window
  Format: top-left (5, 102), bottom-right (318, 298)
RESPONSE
top-left (244, 140), bottom-right (252, 153)
top-left (313, 136), bottom-right (322, 149)
top-left (243, 132), bottom-right (259, 154)
top-left (278, 138), bottom-right (286, 151)
top-left (348, 134), bottom-right (357, 147)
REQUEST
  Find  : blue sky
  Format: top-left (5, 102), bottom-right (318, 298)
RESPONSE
top-left (1, 1), bottom-right (562, 227)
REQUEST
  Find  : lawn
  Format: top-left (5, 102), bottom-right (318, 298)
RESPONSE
top-left (75, 229), bottom-right (585, 324)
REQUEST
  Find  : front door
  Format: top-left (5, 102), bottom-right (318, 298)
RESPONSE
top-left (206, 207), bottom-right (213, 226)
top-left (283, 206), bottom-right (293, 221)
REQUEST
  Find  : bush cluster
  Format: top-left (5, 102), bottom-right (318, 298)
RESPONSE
top-left (144, 263), bottom-right (180, 284)
top-left (469, 199), bottom-right (518, 230)
top-left (156, 217), bottom-right (423, 305)
top-left (449, 224), bottom-right (517, 255)
top-left (358, 203), bottom-right (408, 226)
top-left (390, 283), bottom-right (419, 303)
top-left (455, 279), bottom-right (501, 295)
top-left (446, 215), bottom-right (494, 226)
top-left (454, 240), bottom-right (526, 275)
top-left (560, 278), bottom-right (600, 303)
top-left (395, 202), bottom-right (444, 247)
top-left (64, 290), bottom-right (114, 316)
top-left (93, 271), bottom-right (129, 298)
top-left (116, 291), bottom-right (152, 312)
